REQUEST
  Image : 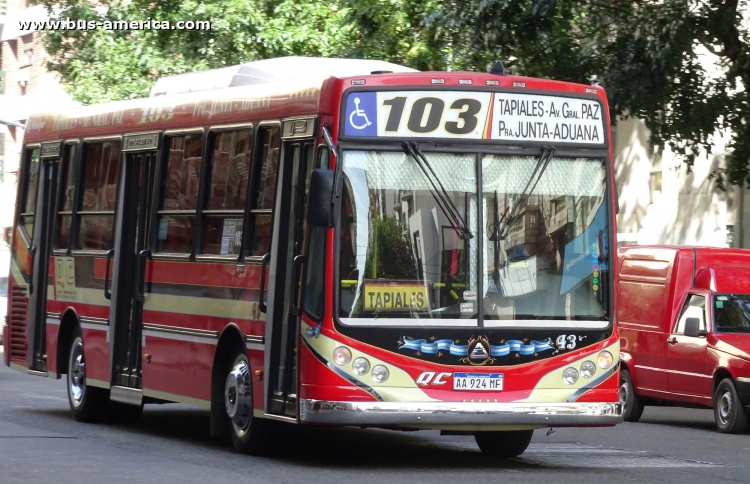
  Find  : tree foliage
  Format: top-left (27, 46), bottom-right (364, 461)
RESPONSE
top-left (345, 0), bottom-right (750, 187)
top-left (37, 0), bottom-right (354, 104)
top-left (37, 0), bottom-right (750, 186)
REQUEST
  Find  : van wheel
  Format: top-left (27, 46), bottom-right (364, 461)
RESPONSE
top-left (224, 350), bottom-right (269, 454)
top-left (620, 368), bottom-right (644, 422)
top-left (714, 378), bottom-right (748, 434)
top-left (67, 329), bottom-right (109, 422)
top-left (474, 430), bottom-right (533, 458)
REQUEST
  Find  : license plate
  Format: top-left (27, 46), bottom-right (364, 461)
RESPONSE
top-left (453, 373), bottom-right (503, 391)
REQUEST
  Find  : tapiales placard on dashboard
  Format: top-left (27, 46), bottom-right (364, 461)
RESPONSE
top-left (362, 281), bottom-right (430, 312)
top-left (343, 91), bottom-right (605, 145)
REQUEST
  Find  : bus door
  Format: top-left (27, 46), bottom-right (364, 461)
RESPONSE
top-left (26, 141), bottom-right (63, 371)
top-left (265, 119), bottom-right (316, 417)
top-left (108, 133), bottom-right (159, 396)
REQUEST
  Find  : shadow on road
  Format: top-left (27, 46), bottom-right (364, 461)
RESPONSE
top-left (23, 405), bottom-right (546, 469)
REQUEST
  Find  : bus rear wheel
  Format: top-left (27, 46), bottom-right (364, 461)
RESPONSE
top-left (224, 351), bottom-right (269, 454)
top-left (66, 329), bottom-right (109, 422)
top-left (474, 430), bottom-right (533, 458)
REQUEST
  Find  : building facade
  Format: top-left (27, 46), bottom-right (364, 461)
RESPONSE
top-left (0, 0), bottom-right (79, 243)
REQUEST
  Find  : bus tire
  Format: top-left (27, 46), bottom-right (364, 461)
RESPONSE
top-left (66, 329), bottom-right (109, 423)
top-left (713, 378), bottom-right (748, 434)
top-left (474, 429), bottom-right (533, 458)
top-left (224, 350), bottom-right (268, 454)
top-left (620, 368), bottom-right (644, 422)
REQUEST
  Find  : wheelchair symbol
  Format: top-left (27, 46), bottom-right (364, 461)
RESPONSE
top-left (349, 97), bottom-right (372, 130)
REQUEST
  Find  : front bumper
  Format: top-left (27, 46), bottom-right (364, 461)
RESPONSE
top-left (300, 399), bottom-right (623, 428)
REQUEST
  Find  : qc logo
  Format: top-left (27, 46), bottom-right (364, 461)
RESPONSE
top-left (416, 371), bottom-right (453, 386)
top-left (344, 92), bottom-right (377, 137)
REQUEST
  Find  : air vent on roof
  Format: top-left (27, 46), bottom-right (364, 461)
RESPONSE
top-left (489, 60), bottom-right (506, 76)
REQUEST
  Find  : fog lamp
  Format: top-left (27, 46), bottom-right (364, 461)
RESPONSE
top-left (562, 367), bottom-right (579, 385)
top-left (597, 350), bottom-right (613, 369)
top-left (352, 357), bottom-right (371, 376)
top-left (333, 347), bottom-right (352, 366)
top-left (371, 365), bottom-right (390, 383)
top-left (580, 361), bottom-right (596, 379)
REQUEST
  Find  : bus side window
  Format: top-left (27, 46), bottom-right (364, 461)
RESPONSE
top-left (56, 144), bottom-right (77, 250)
top-left (155, 133), bottom-right (204, 254)
top-left (246, 126), bottom-right (280, 257)
top-left (18, 147), bottom-right (41, 239)
top-left (77, 141), bottom-right (120, 250)
top-left (201, 129), bottom-right (252, 256)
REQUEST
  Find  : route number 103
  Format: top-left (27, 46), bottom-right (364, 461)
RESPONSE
top-left (382, 96), bottom-right (485, 135)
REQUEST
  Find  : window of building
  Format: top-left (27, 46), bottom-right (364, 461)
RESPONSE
top-left (247, 126), bottom-right (280, 257)
top-left (22, 48), bottom-right (33, 67)
top-left (19, 147), bottom-right (41, 239)
top-left (156, 133), bottom-right (204, 253)
top-left (56, 144), bottom-right (78, 250)
top-left (202, 129), bottom-right (252, 256)
top-left (76, 141), bottom-right (120, 250)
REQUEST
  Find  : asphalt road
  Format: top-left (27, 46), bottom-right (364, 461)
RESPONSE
top-left (1, 350), bottom-right (748, 484)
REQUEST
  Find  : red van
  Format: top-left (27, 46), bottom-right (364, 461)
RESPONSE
top-left (617, 246), bottom-right (750, 433)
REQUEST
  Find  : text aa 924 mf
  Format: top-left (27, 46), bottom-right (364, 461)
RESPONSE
top-left (3, 56), bottom-right (621, 458)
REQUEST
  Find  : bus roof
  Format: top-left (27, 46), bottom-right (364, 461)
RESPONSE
top-left (149, 56), bottom-right (418, 97)
top-left (22, 57), bottom-right (608, 143)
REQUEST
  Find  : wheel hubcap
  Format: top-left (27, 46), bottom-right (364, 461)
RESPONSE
top-left (69, 340), bottom-right (86, 407)
top-left (224, 360), bottom-right (252, 433)
top-left (718, 391), bottom-right (732, 425)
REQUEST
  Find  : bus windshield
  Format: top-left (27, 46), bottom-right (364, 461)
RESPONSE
top-left (338, 150), bottom-right (610, 326)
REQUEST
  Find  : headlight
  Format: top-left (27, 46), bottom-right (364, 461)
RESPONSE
top-left (597, 350), bottom-right (613, 369)
top-left (352, 357), bottom-right (371, 376)
top-left (371, 365), bottom-right (390, 383)
top-left (562, 367), bottom-right (579, 385)
top-left (332, 347), bottom-right (352, 366)
top-left (580, 360), bottom-right (596, 379)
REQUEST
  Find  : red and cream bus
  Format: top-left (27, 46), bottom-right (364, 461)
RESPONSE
top-left (3, 57), bottom-right (621, 458)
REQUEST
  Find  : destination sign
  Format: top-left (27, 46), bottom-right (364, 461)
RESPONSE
top-left (343, 91), bottom-right (605, 145)
top-left (123, 132), bottom-right (159, 151)
top-left (363, 281), bottom-right (429, 312)
top-left (40, 142), bottom-right (62, 158)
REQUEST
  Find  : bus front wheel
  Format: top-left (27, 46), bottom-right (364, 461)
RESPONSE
top-left (224, 350), bottom-right (269, 454)
top-left (474, 429), bottom-right (533, 458)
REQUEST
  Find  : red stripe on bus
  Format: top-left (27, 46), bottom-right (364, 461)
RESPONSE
top-left (141, 309), bottom-right (265, 336)
top-left (92, 259), bottom-right (266, 289)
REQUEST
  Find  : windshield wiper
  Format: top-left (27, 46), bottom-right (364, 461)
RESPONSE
top-left (402, 142), bottom-right (474, 239)
top-left (490, 146), bottom-right (555, 242)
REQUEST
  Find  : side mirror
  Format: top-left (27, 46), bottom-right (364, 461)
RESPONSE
top-left (307, 168), bottom-right (336, 228)
top-left (684, 317), bottom-right (704, 337)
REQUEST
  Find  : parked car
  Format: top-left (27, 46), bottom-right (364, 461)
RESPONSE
top-left (617, 246), bottom-right (750, 433)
